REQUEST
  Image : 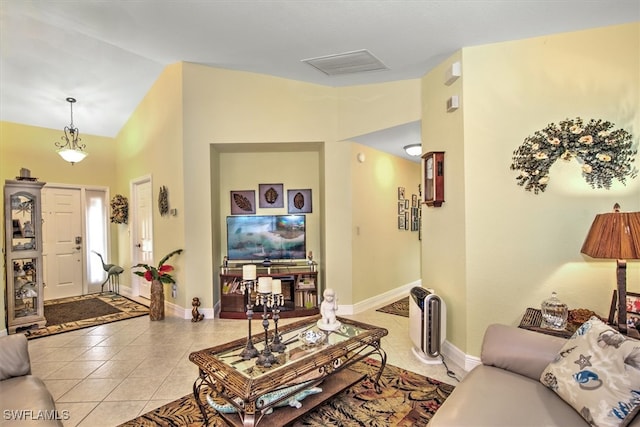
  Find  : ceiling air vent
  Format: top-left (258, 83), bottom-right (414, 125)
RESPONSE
top-left (302, 49), bottom-right (389, 76)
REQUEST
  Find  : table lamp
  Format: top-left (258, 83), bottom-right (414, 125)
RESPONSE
top-left (580, 203), bottom-right (640, 334)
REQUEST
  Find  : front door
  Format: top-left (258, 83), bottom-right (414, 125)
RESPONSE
top-left (131, 176), bottom-right (154, 299)
top-left (42, 187), bottom-right (83, 299)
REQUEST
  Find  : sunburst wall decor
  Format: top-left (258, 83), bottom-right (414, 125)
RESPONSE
top-left (510, 118), bottom-right (637, 194)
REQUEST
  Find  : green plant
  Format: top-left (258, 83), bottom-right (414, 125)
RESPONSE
top-left (133, 249), bottom-right (183, 284)
top-left (510, 118), bottom-right (636, 194)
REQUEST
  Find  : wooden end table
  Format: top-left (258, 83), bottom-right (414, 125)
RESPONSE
top-left (189, 315), bottom-right (388, 426)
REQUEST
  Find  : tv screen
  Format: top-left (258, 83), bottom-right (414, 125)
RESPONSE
top-left (226, 215), bottom-right (306, 261)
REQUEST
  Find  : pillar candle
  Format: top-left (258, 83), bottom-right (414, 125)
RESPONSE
top-left (271, 279), bottom-right (282, 295)
top-left (257, 276), bottom-right (272, 293)
top-left (242, 264), bottom-right (257, 280)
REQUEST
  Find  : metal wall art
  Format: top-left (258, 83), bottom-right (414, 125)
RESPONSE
top-left (158, 185), bottom-right (169, 216)
top-left (510, 118), bottom-right (636, 194)
top-left (110, 194), bottom-right (128, 224)
top-left (230, 190), bottom-right (256, 215)
top-left (258, 183), bottom-right (284, 208)
top-left (287, 189), bottom-right (312, 214)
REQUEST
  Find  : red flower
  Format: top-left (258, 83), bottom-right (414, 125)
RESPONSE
top-left (159, 265), bottom-right (174, 273)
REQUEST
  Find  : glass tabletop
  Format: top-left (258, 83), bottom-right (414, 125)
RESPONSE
top-left (213, 319), bottom-right (364, 379)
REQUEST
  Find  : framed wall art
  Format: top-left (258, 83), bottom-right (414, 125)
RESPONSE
top-left (230, 190), bottom-right (256, 215)
top-left (287, 189), bottom-right (312, 214)
top-left (258, 183), bottom-right (284, 208)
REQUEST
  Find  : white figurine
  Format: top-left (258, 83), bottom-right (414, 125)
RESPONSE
top-left (317, 288), bottom-right (341, 331)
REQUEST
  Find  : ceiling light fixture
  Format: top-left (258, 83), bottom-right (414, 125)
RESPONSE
top-left (404, 144), bottom-right (422, 157)
top-left (54, 97), bottom-right (88, 164)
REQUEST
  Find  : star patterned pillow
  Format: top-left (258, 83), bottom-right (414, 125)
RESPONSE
top-left (540, 317), bottom-right (640, 427)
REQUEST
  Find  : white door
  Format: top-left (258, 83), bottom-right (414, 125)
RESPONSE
top-left (42, 187), bottom-right (84, 299)
top-left (131, 176), bottom-right (154, 299)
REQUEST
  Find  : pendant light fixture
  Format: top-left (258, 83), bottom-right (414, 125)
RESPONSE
top-left (54, 97), bottom-right (88, 164)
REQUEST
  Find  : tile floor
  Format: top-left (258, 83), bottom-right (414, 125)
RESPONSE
top-left (27, 303), bottom-right (465, 427)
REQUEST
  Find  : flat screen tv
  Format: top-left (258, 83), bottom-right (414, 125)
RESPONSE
top-left (226, 215), bottom-right (306, 261)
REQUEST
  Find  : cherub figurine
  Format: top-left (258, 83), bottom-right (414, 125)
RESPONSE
top-left (191, 297), bottom-right (205, 322)
top-left (317, 288), bottom-right (340, 331)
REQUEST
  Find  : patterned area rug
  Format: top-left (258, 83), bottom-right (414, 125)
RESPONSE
top-left (24, 293), bottom-right (149, 339)
top-left (376, 296), bottom-right (409, 318)
top-left (119, 358), bottom-right (453, 427)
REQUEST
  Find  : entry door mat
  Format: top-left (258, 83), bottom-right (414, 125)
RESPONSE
top-left (119, 358), bottom-right (454, 427)
top-left (24, 293), bottom-right (149, 339)
top-left (376, 296), bottom-right (410, 318)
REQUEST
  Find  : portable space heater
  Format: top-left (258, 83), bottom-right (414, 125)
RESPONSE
top-left (409, 287), bottom-right (446, 364)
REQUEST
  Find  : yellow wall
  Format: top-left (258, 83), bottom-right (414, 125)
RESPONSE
top-left (0, 121), bottom-right (117, 332)
top-left (112, 63), bottom-right (186, 306)
top-left (423, 23), bottom-right (640, 357)
top-left (351, 142), bottom-right (421, 302)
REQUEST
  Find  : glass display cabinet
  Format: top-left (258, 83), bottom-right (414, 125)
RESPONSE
top-left (4, 179), bottom-right (46, 334)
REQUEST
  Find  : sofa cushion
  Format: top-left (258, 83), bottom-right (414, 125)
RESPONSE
top-left (540, 317), bottom-right (640, 427)
top-left (0, 334), bottom-right (31, 380)
top-left (481, 323), bottom-right (568, 380)
top-left (0, 375), bottom-right (63, 426)
top-left (429, 364), bottom-right (586, 426)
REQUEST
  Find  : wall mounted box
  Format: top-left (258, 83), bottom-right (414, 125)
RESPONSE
top-left (447, 95), bottom-right (459, 112)
top-left (444, 61), bottom-right (461, 85)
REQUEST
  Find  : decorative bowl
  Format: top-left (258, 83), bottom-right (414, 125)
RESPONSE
top-left (298, 330), bottom-right (326, 347)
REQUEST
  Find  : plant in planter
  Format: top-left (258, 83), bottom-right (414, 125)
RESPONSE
top-left (133, 249), bottom-right (183, 320)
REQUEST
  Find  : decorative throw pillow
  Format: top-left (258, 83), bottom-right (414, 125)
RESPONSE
top-left (540, 316), bottom-right (640, 427)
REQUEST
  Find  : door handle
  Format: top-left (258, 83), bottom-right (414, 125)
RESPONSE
top-left (135, 243), bottom-right (142, 248)
top-left (75, 246), bottom-right (81, 250)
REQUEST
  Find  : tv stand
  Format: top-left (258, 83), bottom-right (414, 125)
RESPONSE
top-left (219, 263), bottom-right (318, 319)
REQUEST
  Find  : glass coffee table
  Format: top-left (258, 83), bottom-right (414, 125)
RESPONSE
top-left (189, 315), bottom-right (388, 426)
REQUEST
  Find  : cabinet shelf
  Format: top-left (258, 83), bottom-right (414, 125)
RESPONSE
top-left (219, 265), bottom-right (319, 319)
top-left (5, 179), bottom-right (46, 334)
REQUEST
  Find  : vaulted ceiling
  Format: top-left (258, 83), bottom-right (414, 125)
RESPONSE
top-left (1, 1), bottom-right (638, 162)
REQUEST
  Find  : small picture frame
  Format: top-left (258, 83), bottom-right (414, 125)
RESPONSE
top-left (608, 290), bottom-right (640, 332)
top-left (398, 187), bottom-right (405, 200)
top-left (411, 194), bottom-right (417, 207)
top-left (288, 189), bottom-right (312, 213)
top-left (258, 184), bottom-right (284, 208)
top-left (398, 202), bottom-right (405, 214)
top-left (398, 215), bottom-right (405, 230)
top-left (230, 190), bottom-right (256, 215)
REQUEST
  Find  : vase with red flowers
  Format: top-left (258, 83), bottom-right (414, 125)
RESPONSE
top-left (133, 249), bottom-right (183, 320)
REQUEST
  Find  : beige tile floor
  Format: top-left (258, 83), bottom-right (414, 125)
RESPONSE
top-left (27, 304), bottom-right (465, 427)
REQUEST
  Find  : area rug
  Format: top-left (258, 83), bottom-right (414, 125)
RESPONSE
top-left (24, 293), bottom-right (149, 339)
top-left (119, 358), bottom-right (453, 426)
top-left (376, 296), bottom-right (409, 318)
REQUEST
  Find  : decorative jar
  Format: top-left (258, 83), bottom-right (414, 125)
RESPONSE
top-left (541, 292), bottom-right (568, 330)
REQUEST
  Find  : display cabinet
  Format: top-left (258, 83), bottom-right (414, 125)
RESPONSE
top-left (219, 263), bottom-right (319, 319)
top-left (4, 179), bottom-right (46, 334)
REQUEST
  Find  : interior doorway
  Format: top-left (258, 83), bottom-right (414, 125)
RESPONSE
top-left (130, 175), bottom-right (154, 299)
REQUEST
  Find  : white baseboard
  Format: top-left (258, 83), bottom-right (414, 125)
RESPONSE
top-left (338, 280), bottom-right (420, 315)
top-left (442, 339), bottom-right (481, 372)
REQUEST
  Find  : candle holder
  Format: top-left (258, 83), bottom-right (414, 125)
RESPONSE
top-left (255, 292), bottom-right (277, 367)
top-left (239, 280), bottom-right (259, 360)
top-left (270, 293), bottom-right (286, 353)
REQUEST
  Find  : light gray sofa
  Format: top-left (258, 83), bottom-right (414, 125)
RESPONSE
top-left (430, 324), bottom-right (640, 427)
top-left (0, 334), bottom-right (63, 426)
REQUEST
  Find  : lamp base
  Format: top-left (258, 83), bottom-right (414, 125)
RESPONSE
top-left (616, 260), bottom-right (627, 335)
